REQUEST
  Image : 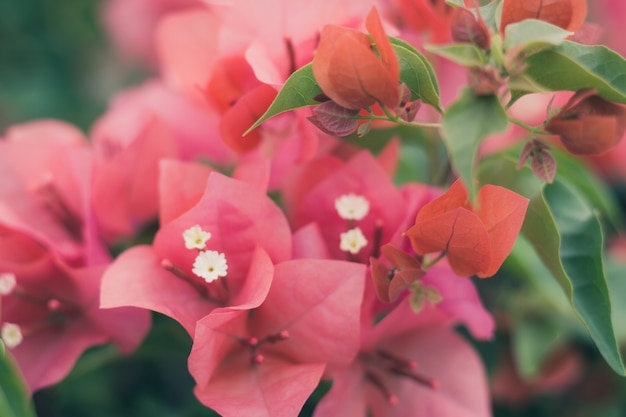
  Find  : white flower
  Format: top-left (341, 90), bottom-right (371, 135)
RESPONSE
top-left (1, 323), bottom-right (23, 349)
top-left (339, 227), bottom-right (368, 254)
top-left (192, 250), bottom-right (228, 283)
top-left (0, 273), bottom-right (16, 295)
top-left (183, 225), bottom-right (212, 250)
top-left (335, 193), bottom-right (370, 221)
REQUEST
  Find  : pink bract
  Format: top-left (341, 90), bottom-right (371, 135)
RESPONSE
top-left (189, 258), bottom-right (366, 417)
top-left (1, 250), bottom-right (149, 392)
top-left (101, 173), bottom-right (292, 334)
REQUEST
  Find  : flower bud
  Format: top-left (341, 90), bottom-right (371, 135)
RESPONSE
top-left (450, 7), bottom-right (491, 50)
top-left (313, 7), bottom-right (399, 110)
top-left (545, 91), bottom-right (626, 155)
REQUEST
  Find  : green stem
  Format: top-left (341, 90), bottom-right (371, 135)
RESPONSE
top-left (422, 251), bottom-right (447, 270)
top-left (508, 117), bottom-right (551, 136)
top-left (378, 105), bottom-right (441, 130)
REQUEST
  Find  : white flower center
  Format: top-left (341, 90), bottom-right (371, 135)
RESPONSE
top-left (1, 323), bottom-right (23, 348)
top-left (0, 273), bottom-right (16, 295)
top-left (192, 250), bottom-right (228, 283)
top-left (183, 225), bottom-right (212, 250)
top-left (339, 227), bottom-right (368, 254)
top-left (335, 194), bottom-right (370, 221)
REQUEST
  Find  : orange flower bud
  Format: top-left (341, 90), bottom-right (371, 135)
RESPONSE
top-left (312, 7), bottom-right (399, 110)
top-left (545, 91), bottom-right (626, 155)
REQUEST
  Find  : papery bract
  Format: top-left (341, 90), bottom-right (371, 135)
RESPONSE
top-left (0, 120), bottom-right (108, 265)
top-left (313, 7), bottom-right (399, 110)
top-left (100, 173), bottom-right (292, 334)
top-left (189, 259), bottom-right (366, 417)
top-left (314, 302), bottom-right (491, 417)
top-left (545, 91), bottom-right (626, 155)
top-left (500, 0), bottom-right (587, 33)
top-left (405, 179), bottom-right (529, 278)
top-left (0, 248), bottom-right (149, 392)
top-left (92, 116), bottom-right (178, 243)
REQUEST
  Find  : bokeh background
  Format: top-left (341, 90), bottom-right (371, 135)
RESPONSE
top-left (1, 0), bottom-right (625, 416)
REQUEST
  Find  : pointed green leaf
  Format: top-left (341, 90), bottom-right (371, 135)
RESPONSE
top-left (522, 180), bottom-right (625, 375)
top-left (389, 37), bottom-right (441, 111)
top-left (0, 352), bottom-right (36, 417)
top-left (244, 63), bottom-right (322, 134)
top-left (509, 41), bottom-right (626, 103)
top-left (441, 88), bottom-right (508, 198)
top-left (424, 43), bottom-right (487, 67)
top-left (504, 19), bottom-right (572, 52)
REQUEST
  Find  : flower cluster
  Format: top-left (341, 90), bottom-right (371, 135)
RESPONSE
top-left (3, 0), bottom-right (626, 416)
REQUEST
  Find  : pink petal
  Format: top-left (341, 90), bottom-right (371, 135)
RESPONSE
top-left (100, 245), bottom-right (218, 335)
top-left (255, 259), bottom-right (366, 367)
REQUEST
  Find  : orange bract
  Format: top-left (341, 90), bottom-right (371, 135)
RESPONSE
top-left (404, 180), bottom-right (529, 278)
top-left (546, 93), bottom-right (626, 155)
top-left (500, 0), bottom-right (587, 33)
top-left (312, 7), bottom-right (399, 110)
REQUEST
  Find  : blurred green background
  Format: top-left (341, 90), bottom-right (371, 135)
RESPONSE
top-left (1, 0), bottom-right (626, 416)
top-left (0, 0), bottom-right (144, 133)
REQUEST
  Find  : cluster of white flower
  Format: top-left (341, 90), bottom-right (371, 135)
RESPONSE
top-left (335, 194), bottom-right (370, 254)
top-left (0, 273), bottom-right (22, 348)
top-left (183, 225), bottom-right (228, 283)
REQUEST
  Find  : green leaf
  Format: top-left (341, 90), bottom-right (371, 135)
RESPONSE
top-left (0, 352), bottom-right (36, 417)
top-left (441, 88), bottom-right (508, 198)
top-left (244, 63), bottom-right (322, 134)
top-left (424, 43), bottom-right (487, 67)
top-left (504, 19), bottom-right (572, 52)
top-left (522, 180), bottom-right (626, 375)
top-left (552, 151), bottom-right (622, 230)
top-left (389, 37), bottom-right (442, 111)
top-left (509, 41), bottom-right (626, 104)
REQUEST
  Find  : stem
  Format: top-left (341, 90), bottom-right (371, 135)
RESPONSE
top-left (508, 117), bottom-right (551, 136)
top-left (422, 251), bottom-right (447, 270)
top-left (379, 105), bottom-right (441, 130)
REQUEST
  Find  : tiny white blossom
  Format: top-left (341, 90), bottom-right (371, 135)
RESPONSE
top-left (335, 193), bottom-right (370, 221)
top-left (192, 250), bottom-right (228, 283)
top-left (0, 273), bottom-right (16, 295)
top-left (1, 323), bottom-right (23, 349)
top-left (339, 227), bottom-right (368, 254)
top-left (183, 225), bottom-right (212, 250)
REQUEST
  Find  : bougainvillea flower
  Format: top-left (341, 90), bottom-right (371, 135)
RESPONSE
top-left (188, 259), bottom-right (366, 417)
top-left (283, 151), bottom-right (421, 263)
top-left (91, 116), bottom-right (178, 243)
top-left (545, 90), bottom-right (626, 155)
top-left (405, 179), bottom-right (529, 278)
top-left (0, 248), bottom-right (150, 392)
top-left (370, 245), bottom-right (494, 340)
top-left (500, 0), bottom-right (587, 33)
top-left (0, 120), bottom-right (108, 265)
top-left (313, 302), bottom-right (491, 417)
top-left (100, 173), bottom-right (292, 334)
top-left (91, 80), bottom-right (235, 163)
top-left (313, 7), bottom-right (400, 110)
